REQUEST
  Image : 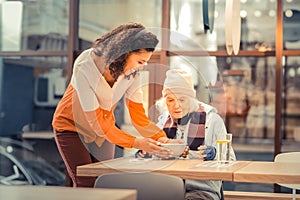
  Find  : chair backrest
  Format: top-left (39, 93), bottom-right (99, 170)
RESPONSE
top-left (94, 172), bottom-right (185, 200)
top-left (274, 152), bottom-right (300, 191)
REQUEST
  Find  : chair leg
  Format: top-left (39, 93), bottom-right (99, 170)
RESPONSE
top-left (292, 189), bottom-right (296, 200)
top-left (220, 183), bottom-right (224, 200)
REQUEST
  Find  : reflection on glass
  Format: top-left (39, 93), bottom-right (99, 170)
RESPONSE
top-left (79, 0), bottom-right (162, 45)
top-left (1, 2), bottom-right (23, 51)
top-left (0, 0), bottom-right (69, 51)
top-left (0, 56), bottom-right (67, 136)
top-left (170, 0), bottom-right (278, 51)
top-left (282, 56), bottom-right (300, 151)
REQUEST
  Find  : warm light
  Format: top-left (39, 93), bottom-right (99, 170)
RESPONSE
top-left (269, 10), bottom-right (276, 17)
top-left (215, 10), bottom-right (219, 18)
top-left (285, 9), bottom-right (293, 18)
top-left (288, 68), bottom-right (296, 78)
top-left (240, 10), bottom-right (247, 18)
top-left (282, 57), bottom-right (286, 66)
top-left (254, 10), bottom-right (262, 17)
top-left (1, 1), bottom-right (23, 51)
top-left (178, 2), bottom-right (191, 36)
top-left (6, 146), bottom-right (13, 153)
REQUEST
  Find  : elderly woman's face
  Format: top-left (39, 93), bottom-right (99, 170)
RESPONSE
top-left (165, 93), bottom-right (190, 119)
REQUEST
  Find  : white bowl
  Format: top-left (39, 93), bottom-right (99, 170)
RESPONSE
top-left (160, 143), bottom-right (187, 158)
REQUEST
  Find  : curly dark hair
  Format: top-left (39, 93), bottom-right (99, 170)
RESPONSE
top-left (92, 22), bottom-right (159, 80)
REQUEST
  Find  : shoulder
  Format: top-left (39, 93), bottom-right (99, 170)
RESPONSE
top-left (74, 48), bottom-right (92, 63)
top-left (198, 102), bottom-right (217, 113)
top-left (73, 48), bottom-right (99, 77)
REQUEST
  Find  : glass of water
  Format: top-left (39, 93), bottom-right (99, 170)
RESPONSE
top-left (216, 133), bottom-right (232, 164)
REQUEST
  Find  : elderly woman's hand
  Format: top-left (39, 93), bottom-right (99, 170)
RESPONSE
top-left (135, 150), bottom-right (152, 158)
top-left (197, 145), bottom-right (216, 161)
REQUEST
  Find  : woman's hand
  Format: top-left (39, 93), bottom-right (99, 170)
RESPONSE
top-left (133, 138), bottom-right (172, 158)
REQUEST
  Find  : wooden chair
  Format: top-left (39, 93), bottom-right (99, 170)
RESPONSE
top-left (94, 172), bottom-right (185, 200)
top-left (274, 152), bottom-right (300, 200)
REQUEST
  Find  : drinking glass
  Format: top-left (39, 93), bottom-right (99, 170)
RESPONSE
top-left (216, 133), bottom-right (232, 164)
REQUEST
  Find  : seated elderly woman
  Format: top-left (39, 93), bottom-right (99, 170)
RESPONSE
top-left (137, 69), bottom-right (236, 200)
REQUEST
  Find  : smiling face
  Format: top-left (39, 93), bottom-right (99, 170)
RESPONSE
top-left (123, 49), bottom-right (152, 75)
top-left (165, 92), bottom-right (191, 119)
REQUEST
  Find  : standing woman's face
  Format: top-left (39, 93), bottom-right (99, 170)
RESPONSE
top-left (123, 49), bottom-right (152, 75)
top-left (165, 93), bottom-right (190, 119)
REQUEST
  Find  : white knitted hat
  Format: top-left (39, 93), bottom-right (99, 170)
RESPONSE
top-left (162, 69), bottom-right (196, 98)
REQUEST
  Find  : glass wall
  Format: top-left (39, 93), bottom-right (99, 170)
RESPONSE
top-left (79, 0), bottom-right (162, 44)
top-left (0, 0), bottom-right (69, 51)
top-left (283, 1), bottom-right (300, 50)
top-left (0, 0), bottom-right (69, 186)
top-left (168, 0), bottom-right (300, 153)
top-left (170, 0), bottom-right (277, 51)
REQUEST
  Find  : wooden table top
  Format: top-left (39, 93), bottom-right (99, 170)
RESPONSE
top-left (0, 185), bottom-right (137, 200)
top-left (233, 161), bottom-right (300, 184)
top-left (77, 157), bottom-right (250, 181)
top-left (77, 157), bottom-right (300, 184)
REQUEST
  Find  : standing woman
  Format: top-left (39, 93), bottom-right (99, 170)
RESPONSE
top-left (52, 23), bottom-right (173, 187)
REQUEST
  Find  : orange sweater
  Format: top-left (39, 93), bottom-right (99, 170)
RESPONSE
top-left (52, 84), bottom-right (166, 148)
top-left (52, 48), bottom-right (166, 147)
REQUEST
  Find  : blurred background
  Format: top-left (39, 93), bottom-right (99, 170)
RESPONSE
top-left (0, 0), bottom-right (299, 193)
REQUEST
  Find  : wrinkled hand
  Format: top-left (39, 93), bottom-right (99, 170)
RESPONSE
top-left (197, 145), bottom-right (207, 160)
top-left (133, 138), bottom-right (172, 158)
top-left (197, 145), bottom-right (216, 161)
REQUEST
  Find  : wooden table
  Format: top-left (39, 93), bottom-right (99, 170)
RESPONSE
top-left (233, 161), bottom-right (300, 184)
top-left (0, 185), bottom-right (137, 200)
top-left (77, 157), bottom-right (250, 181)
top-left (77, 157), bottom-right (300, 184)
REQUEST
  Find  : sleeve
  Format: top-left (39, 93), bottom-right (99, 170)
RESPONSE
top-left (85, 108), bottom-right (136, 148)
top-left (126, 99), bottom-right (166, 140)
